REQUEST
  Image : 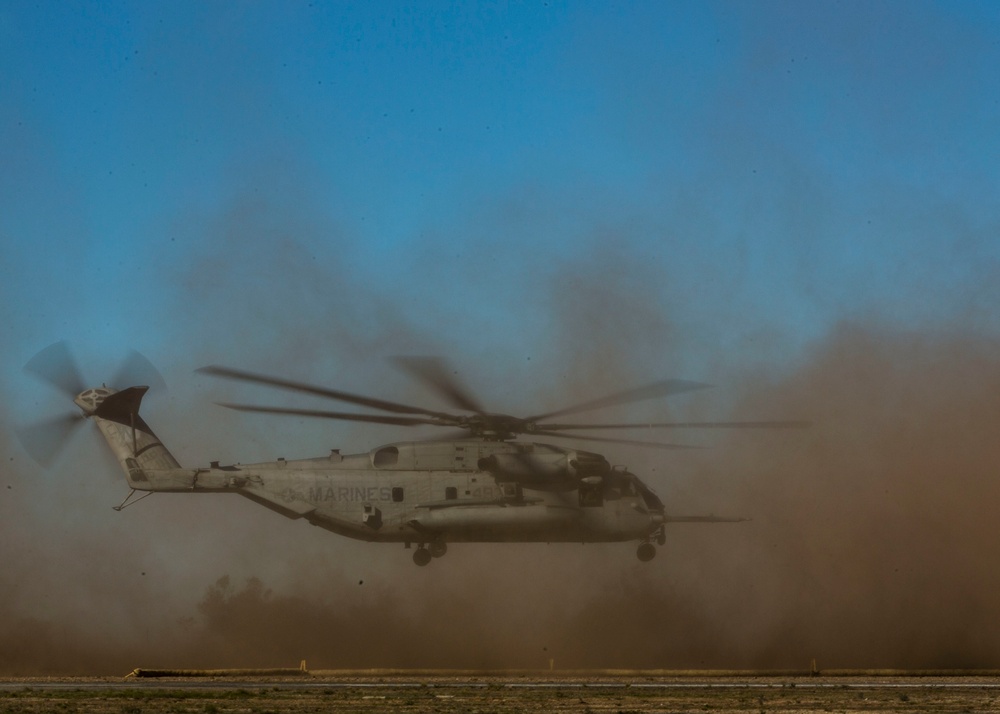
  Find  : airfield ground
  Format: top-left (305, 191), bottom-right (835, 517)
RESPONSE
top-left (3, 672), bottom-right (1000, 713)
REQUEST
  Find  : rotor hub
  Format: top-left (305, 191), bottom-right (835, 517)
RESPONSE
top-left (73, 386), bottom-right (115, 415)
top-left (464, 413), bottom-right (531, 440)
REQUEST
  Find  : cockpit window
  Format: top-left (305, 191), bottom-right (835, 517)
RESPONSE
top-left (633, 477), bottom-right (664, 511)
top-left (373, 446), bottom-right (399, 467)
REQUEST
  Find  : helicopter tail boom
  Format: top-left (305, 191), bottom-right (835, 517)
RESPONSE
top-left (82, 385), bottom-right (182, 488)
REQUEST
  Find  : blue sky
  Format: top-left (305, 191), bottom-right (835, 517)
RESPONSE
top-left (3, 0), bottom-right (1000, 669)
top-left (5, 1), bottom-right (999, 386)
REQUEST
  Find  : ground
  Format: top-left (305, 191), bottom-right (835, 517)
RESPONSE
top-left (2, 673), bottom-right (1000, 713)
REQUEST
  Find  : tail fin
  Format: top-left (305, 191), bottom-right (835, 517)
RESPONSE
top-left (84, 386), bottom-right (181, 486)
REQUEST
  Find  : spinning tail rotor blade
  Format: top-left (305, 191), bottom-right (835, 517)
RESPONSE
top-left (112, 350), bottom-right (166, 391)
top-left (390, 356), bottom-right (486, 415)
top-left (24, 341), bottom-right (86, 397)
top-left (15, 412), bottom-right (86, 466)
top-left (20, 342), bottom-right (168, 468)
top-left (20, 341), bottom-right (87, 466)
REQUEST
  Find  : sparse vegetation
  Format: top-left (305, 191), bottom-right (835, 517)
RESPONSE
top-left (0, 676), bottom-right (994, 713)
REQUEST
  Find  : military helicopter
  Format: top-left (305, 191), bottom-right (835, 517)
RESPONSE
top-left (19, 342), bottom-right (803, 565)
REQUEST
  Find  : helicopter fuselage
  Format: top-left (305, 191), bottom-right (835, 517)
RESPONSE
top-left (125, 438), bottom-right (666, 546)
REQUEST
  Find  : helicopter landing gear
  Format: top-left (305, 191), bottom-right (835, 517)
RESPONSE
top-left (412, 541), bottom-right (446, 565)
top-left (636, 542), bottom-right (656, 562)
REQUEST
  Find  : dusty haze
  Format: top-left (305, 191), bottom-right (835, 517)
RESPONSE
top-left (4, 318), bottom-right (1000, 674)
top-left (4, 0), bottom-right (1000, 679)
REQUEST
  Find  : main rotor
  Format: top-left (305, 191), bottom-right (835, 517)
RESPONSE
top-left (197, 357), bottom-right (805, 449)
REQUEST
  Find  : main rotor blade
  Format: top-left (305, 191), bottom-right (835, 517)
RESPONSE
top-left (112, 350), bottom-right (166, 391)
top-left (529, 429), bottom-right (703, 450)
top-left (535, 420), bottom-right (811, 431)
top-left (15, 412), bottom-right (85, 466)
top-left (197, 365), bottom-right (457, 420)
top-left (24, 341), bottom-right (86, 398)
top-left (390, 356), bottom-right (486, 415)
top-left (528, 379), bottom-right (712, 422)
top-left (216, 402), bottom-right (452, 428)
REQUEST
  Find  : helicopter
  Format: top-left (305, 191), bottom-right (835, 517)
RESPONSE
top-left (19, 342), bottom-right (803, 566)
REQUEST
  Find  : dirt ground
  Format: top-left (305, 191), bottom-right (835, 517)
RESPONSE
top-left (3, 674), bottom-right (1000, 713)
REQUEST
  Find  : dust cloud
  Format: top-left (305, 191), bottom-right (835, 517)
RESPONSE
top-left (7, 319), bottom-right (1000, 673)
top-left (708, 323), bottom-right (1000, 669)
top-left (5, 173), bottom-right (1000, 674)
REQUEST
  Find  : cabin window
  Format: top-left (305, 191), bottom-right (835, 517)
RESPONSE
top-left (579, 482), bottom-right (603, 507)
top-left (373, 446), bottom-right (399, 467)
top-left (392, 487), bottom-right (404, 502)
top-left (445, 486), bottom-right (458, 500)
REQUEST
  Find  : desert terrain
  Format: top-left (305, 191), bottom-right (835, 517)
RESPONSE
top-left (3, 672), bottom-right (1000, 713)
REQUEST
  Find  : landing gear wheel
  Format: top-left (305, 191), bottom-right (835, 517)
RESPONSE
top-left (636, 542), bottom-right (656, 562)
top-left (413, 547), bottom-right (432, 566)
top-left (429, 541), bottom-right (448, 558)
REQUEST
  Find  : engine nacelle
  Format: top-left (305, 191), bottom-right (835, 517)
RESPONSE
top-left (478, 453), bottom-right (570, 482)
top-left (478, 448), bottom-right (611, 485)
top-left (567, 449), bottom-right (611, 478)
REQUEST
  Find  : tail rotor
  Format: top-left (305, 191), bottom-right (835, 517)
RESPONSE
top-left (17, 341), bottom-right (165, 467)
top-left (112, 350), bottom-right (166, 393)
top-left (23, 340), bottom-right (86, 399)
top-left (15, 412), bottom-right (87, 467)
